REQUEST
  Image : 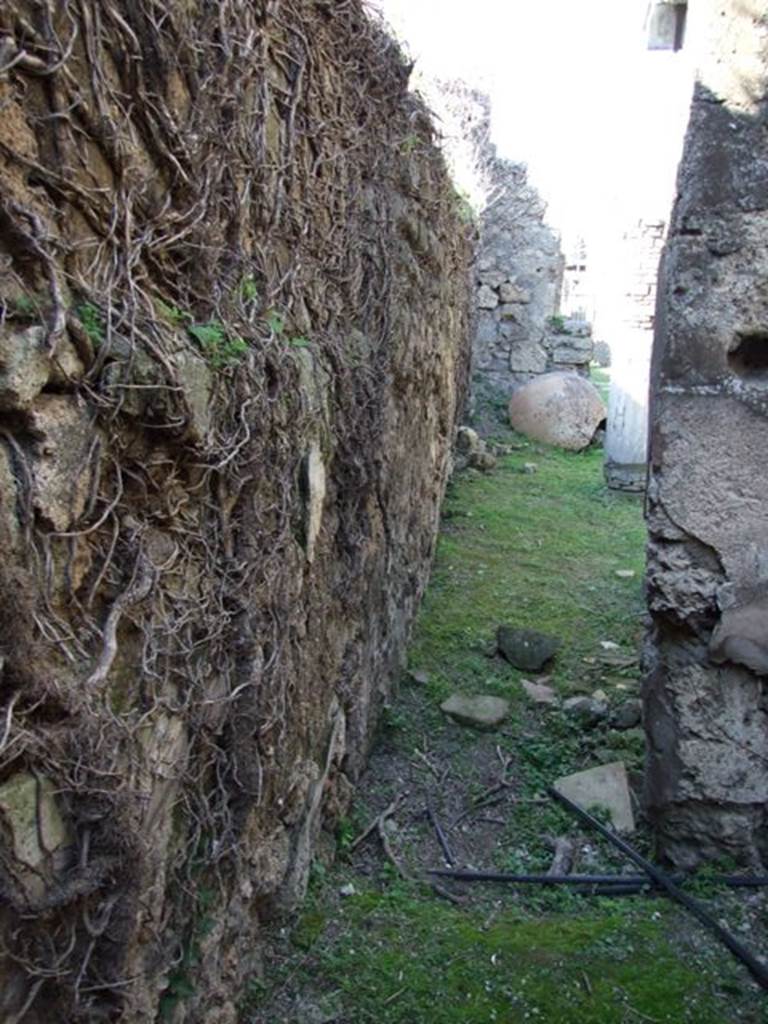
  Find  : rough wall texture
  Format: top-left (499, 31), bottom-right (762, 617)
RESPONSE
top-left (475, 158), bottom-right (570, 393)
top-left (644, 0), bottom-right (768, 868)
top-left (443, 90), bottom-right (569, 401)
top-left (0, 3), bottom-right (472, 1020)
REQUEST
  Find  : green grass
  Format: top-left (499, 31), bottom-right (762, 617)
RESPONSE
top-left (409, 441), bottom-right (645, 701)
top-left (591, 364), bottom-right (611, 405)
top-left (296, 889), bottom-right (752, 1024)
top-left (248, 877), bottom-right (762, 1023)
top-left (247, 428), bottom-right (767, 1024)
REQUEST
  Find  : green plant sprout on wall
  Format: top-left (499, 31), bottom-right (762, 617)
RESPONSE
top-left (399, 132), bottom-right (422, 155)
top-left (239, 274), bottom-right (259, 303)
top-left (548, 314), bottom-right (566, 332)
top-left (266, 310), bottom-right (285, 335)
top-left (188, 321), bottom-right (248, 368)
top-left (159, 885), bottom-right (217, 1019)
top-left (76, 302), bottom-right (106, 346)
top-left (265, 308), bottom-right (312, 348)
top-left (6, 294), bottom-right (40, 319)
top-left (156, 299), bottom-right (193, 326)
top-left (451, 187), bottom-right (477, 226)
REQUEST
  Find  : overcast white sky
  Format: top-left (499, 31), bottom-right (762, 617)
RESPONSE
top-left (368, 0), bottom-right (693, 248)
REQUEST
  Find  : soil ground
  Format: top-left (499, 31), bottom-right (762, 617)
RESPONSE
top-left (242, 402), bottom-right (768, 1024)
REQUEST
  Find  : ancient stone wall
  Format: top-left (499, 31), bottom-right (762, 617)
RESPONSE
top-left (419, 81), bottom-right (589, 412)
top-left (644, 0), bottom-right (768, 868)
top-left (475, 154), bottom-right (572, 395)
top-left (0, 3), bottom-right (472, 1020)
top-left (435, 88), bottom-right (575, 403)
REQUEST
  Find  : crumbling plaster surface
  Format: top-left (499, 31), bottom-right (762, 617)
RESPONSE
top-left (644, 0), bottom-right (768, 867)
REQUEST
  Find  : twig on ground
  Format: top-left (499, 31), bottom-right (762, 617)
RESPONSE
top-left (481, 901), bottom-right (502, 932)
top-left (495, 744), bottom-right (513, 778)
top-left (451, 793), bottom-right (545, 830)
top-left (412, 748), bottom-right (446, 782)
top-left (426, 795), bottom-right (456, 866)
top-left (350, 793), bottom-right (404, 852)
top-left (545, 835), bottom-right (575, 877)
top-left (375, 802), bottom-right (463, 905)
top-left (625, 1004), bottom-right (660, 1023)
top-left (383, 987), bottom-right (406, 1006)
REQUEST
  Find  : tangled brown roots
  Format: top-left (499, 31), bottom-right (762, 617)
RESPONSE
top-left (0, 1), bottom-right (472, 1019)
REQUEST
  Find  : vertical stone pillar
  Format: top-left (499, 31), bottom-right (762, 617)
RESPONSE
top-left (604, 220), bottom-right (666, 491)
top-left (644, 0), bottom-right (768, 867)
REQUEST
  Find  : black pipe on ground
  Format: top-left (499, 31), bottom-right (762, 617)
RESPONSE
top-left (427, 868), bottom-right (768, 889)
top-left (549, 787), bottom-right (768, 993)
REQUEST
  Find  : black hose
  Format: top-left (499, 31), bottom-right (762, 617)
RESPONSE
top-left (426, 797), bottom-right (456, 867)
top-left (549, 786), bottom-right (768, 993)
top-left (427, 868), bottom-right (768, 888)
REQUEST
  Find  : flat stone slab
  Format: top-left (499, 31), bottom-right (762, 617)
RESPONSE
top-left (497, 625), bottom-right (560, 672)
top-left (554, 761), bottom-right (635, 833)
top-left (521, 679), bottom-right (558, 705)
top-left (440, 694), bottom-right (510, 731)
top-left (406, 668), bottom-right (430, 686)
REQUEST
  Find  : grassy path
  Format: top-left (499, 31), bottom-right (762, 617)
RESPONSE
top-left (245, 436), bottom-right (767, 1024)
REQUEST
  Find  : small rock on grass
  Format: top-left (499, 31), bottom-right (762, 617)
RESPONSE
top-left (611, 699), bottom-right (642, 730)
top-left (497, 625), bottom-right (560, 672)
top-left (565, 680), bottom-right (593, 696)
top-left (406, 668), bottom-right (430, 686)
top-left (563, 695), bottom-right (608, 728)
top-left (440, 693), bottom-right (510, 731)
top-left (456, 426), bottom-right (483, 455)
top-left (597, 650), bottom-right (638, 669)
top-left (612, 679), bottom-right (639, 694)
top-left (521, 679), bottom-right (558, 705)
top-left (488, 442), bottom-right (527, 455)
top-left (294, 998), bottom-right (342, 1024)
top-left (615, 569), bottom-right (636, 579)
top-left (469, 450), bottom-right (498, 472)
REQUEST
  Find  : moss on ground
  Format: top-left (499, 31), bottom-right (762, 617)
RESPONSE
top-left (410, 441), bottom-right (646, 702)
top-left (287, 889), bottom-right (756, 1024)
top-left (246, 428), bottom-right (768, 1024)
